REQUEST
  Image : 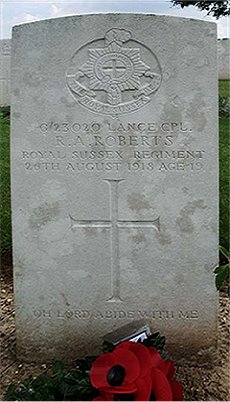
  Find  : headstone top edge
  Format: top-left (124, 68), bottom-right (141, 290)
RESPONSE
top-left (11, 13), bottom-right (217, 35)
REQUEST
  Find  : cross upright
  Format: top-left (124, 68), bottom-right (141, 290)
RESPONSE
top-left (70, 179), bottom-right (160, 302)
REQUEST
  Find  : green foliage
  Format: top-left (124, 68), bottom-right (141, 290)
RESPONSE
top-left (75, 355), bottom-right (97, 372)
top-left (219, 116), bottom-right (229, 250)
top-left (4, 359), bottom-right (97, 401)
top-left (219, 80), bottom-right (230, 117)
top-left (171, 1), bottom-right (230, 18)
top-left (102, 340), bottom-right (116, 353)
top-left (219, 80), bottom-right (230, 98)
top-left (214, 246), bottom-right (230, 290)
top-left (142, 332), bottom-right (169, 360)
top-left (219, 97), bottom-right (230, 117)
top-left (0, 107), bottom-right (11, 251)
top-left (0, 106), bottom-right (10, 119)
top-left (141, 332), bottom-right (166, 355)
top-left (4, 335), bottom-right (167, 401)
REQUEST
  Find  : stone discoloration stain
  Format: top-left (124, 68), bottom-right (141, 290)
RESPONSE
top-left (29, 202), bottom-right (60, 229)
top-left (14, 259), bottom-right (26, 278)
top-left (156, 225), bottom-right (172, 245)
top-left (84, 226), bottom-right (97, 235)
top-left (130, 233), bottom-right (146, 244)
top-left (127, 193), bottom-right (151, 213)
top-left (156, 232), bottom-right (172, 245)
top-left (61, 292), bottom-right (70, 307)
top-left (176, 200), bottom-right (207, 233)
top-left (188, 95), bottom-right (207, 132)
top-left (60, 97), bottom-right (76, 108)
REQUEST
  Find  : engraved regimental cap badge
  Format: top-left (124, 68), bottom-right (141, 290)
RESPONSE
top-left (66, 29), bottom-right (162, 116)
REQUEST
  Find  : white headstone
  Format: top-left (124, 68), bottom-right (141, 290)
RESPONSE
top-left (218, 38), bottom-right (230, 80)
top-left (0, 39), bottom-right (11, 106)
top-left (11, 14), bottom-right (218, 362)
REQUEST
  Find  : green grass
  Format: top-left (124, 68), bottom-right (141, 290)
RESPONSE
top-left (219, 80), bottom-right (230, 98)
top-left (0, 107), bottom-right (11, 251)
top-left (219, 79), bottom-right (229, 250)
top-left (0, 82), bottom-right (229, 252)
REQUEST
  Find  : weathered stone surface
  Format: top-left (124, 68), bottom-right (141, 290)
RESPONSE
top-left (11, 14), bottom-right (218, 362)
top-left (0, 39), bottom-right (11, 106)
top-left (218, 38), bottom-right (230, 80)
top-left (4, 35), bottom-right (228, 109)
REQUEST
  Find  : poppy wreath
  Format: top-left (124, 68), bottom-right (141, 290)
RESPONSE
top-left (90, 341), bottom-right (183, 401)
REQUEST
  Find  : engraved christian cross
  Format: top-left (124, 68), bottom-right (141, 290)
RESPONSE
top-left (70, 179), bottom-right (160, 302)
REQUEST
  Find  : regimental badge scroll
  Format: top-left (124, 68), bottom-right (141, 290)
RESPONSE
top-left (66, 28), bottom-right (162, 116)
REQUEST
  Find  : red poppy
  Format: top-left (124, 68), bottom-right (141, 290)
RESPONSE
top-left (134, 375), bottom-right (152, 401)
top-left (158, 359), bottom-right (183, 401)
top-left (151, 367), bottom-right (173, 401)
top-left (90, 342), bottom-right (183, 401)
top-left (90, 346), bottom-right (139, 394)
top-left (170, 379), bottom-right (184, 401)
top-left (90, 341), bottom-right (153, 399)
top-left (117, 341), bottom-right (152, 377)
top-left (149, 348), bottom-right (183, 401)
top-left (149, 346), bottom-right (165, 368)
top-left (117, 341), bottom-right (153, 400)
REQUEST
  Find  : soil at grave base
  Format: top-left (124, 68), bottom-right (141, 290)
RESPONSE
top-left (1, 252), bottom-right (229, 401)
